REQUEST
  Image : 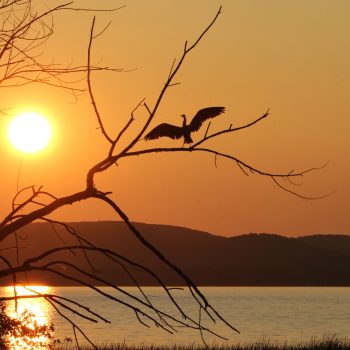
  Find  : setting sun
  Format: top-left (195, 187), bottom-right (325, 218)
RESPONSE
top-left (8, 112), bottom-right (52, 153)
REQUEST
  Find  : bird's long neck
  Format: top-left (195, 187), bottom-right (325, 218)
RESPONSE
top-left (181, 114), bottom-right (187, 128)
top-left (181, 114), bottom-right (193, 143)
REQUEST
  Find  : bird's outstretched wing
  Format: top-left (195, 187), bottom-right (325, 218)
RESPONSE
top-left (189, 106), bottom-right (225, 132)
top-left (145, 123), bottom-right (184, 141)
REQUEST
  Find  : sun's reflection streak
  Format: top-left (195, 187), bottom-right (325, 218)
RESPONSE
top-left (3, 286), bottom-right (53, 350)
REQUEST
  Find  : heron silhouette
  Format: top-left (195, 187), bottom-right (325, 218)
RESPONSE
top-left (145, 106), bottom-right (225, 144)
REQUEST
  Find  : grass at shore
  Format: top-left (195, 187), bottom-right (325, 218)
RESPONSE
top-left (54, 336), bottom-right (350, 350)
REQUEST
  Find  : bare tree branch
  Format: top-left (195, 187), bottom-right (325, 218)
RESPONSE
top-left (86, 16), bottom-right (113, 143)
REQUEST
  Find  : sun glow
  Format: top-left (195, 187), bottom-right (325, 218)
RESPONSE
top-left (5, 285), bottom-right (50, 296)
top-left (8, 112), bottom-right (52, 153)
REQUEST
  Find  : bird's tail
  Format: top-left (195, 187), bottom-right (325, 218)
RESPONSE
top-left (184, 134), bottom-right (193, 144)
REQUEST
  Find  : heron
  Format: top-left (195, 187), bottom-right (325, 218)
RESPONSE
top-left (144, 106), bottom-right (225, 144)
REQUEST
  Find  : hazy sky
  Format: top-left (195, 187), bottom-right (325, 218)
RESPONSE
top-left (1, 0), bottom-right (349, 237)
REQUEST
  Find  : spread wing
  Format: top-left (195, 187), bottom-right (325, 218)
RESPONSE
top-left (189, 106), bottom-right (225, 132)
top-left (145, 123), bottom-right (184, 141)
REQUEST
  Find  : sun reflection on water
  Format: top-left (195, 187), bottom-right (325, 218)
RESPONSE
top-left (4, 286), bottom-right (53, 350)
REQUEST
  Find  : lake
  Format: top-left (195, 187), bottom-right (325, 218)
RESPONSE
top-left (2, 286), bottom-right (350, 347)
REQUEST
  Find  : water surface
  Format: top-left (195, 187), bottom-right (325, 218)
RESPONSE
top-left (3, 286), bottom-right (350, 346)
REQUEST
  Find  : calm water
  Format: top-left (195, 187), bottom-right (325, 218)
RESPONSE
top-left (3, 286), bottom-right (350, 346)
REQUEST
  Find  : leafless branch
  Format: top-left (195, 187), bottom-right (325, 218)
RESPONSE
top-left (87, 16), bottom-right (113, 143)
top-left (192, 109), bottom-right (269, 148)
top-left (119, 7), bottom-right (223, 156)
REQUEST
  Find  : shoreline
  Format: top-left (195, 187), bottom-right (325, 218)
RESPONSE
top-left (54, 336), bottom-right (350, 350)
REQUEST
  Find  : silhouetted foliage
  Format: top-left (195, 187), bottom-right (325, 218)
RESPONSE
top-left (0, 300), bottom-right (54, 349)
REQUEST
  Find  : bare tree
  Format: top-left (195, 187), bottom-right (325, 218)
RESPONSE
top-left (0, 1), bottom-right (323, 348)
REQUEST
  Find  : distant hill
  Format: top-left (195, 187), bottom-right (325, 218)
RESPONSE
top-left (297, 234), bottom-right (350, 257)
top-left (1, 221), bottom-right (350, 286)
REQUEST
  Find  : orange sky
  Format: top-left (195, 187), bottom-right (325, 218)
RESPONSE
top-left (1, 0), bottom-right (349, 237)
